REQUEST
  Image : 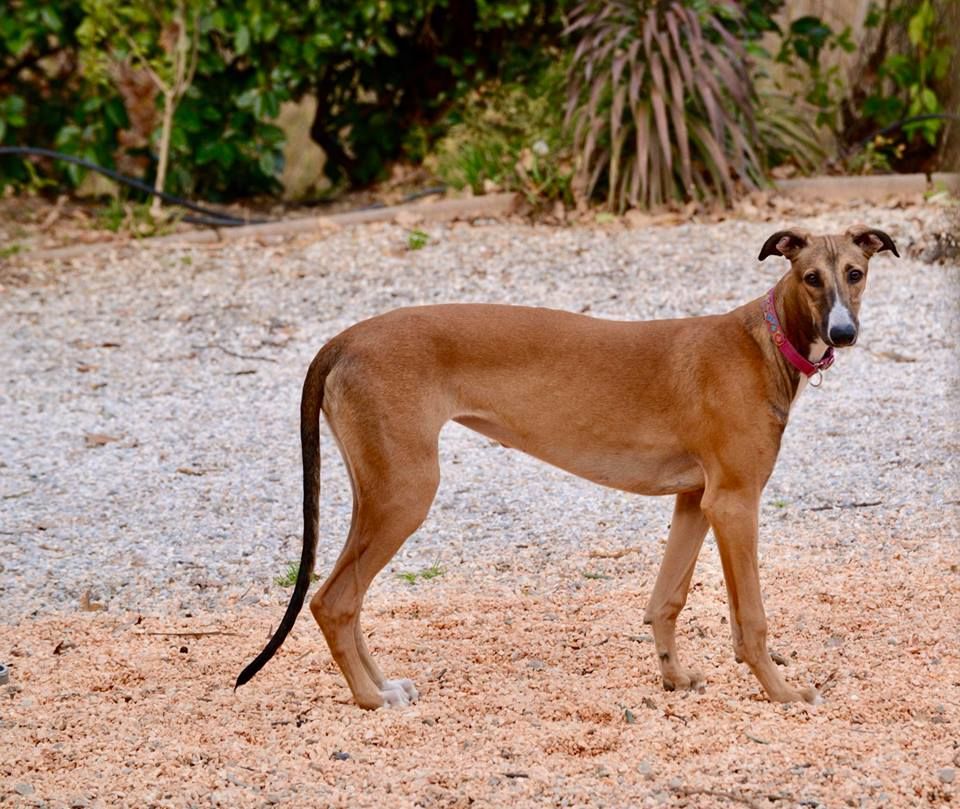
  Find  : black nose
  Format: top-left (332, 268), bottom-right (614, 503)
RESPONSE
top-left (829, 323), bottom-right (857, 346)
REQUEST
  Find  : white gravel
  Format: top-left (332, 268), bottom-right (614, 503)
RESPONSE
top-left (1, 205), bottom-right (957, 618)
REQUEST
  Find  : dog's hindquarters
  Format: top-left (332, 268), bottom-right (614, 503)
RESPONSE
top-left (308, 351), bottom-right (444, 708)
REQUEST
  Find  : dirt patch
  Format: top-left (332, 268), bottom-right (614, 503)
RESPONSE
top-left (3, 552), bottom-right (957, 808)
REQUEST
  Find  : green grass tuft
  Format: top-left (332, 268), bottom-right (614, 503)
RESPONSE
top-left (398, 559), bottom-right (445, 585)
top-left (274, 561), bottom-right (319, 588)
top-left (407, 229), bottom-right (429, 250)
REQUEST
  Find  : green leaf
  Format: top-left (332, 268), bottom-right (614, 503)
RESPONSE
top-left (39, 6), bottom-right (62, 32)
top-left (376, 35), bottom-right (397, 57)
top-left (235, 24), bottom-right (250, 55)
top-left (235, 89), bottom-right (257, 110)
top-left (907, 1), bottom-right (935, 47)
top-left (258, 150), bottom-right (278, 177)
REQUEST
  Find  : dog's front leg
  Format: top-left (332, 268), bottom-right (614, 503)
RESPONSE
top-left (644, 490), bottom-right (710, 691)
top-left (702, 485), bottom-right (820, 704)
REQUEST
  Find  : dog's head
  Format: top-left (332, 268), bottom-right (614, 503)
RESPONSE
top-left (758, 225), bottom-right (899, 347)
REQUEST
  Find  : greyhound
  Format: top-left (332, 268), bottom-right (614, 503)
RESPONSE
top-left (236, 225), bottom-right (898, 709)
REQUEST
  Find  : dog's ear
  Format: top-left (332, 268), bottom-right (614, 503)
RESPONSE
top-left (846, 225), bottom-right (900, 258)
top-left (758, 229), bottom-right (810, 261)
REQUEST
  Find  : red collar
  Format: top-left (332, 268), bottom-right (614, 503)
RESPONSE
top-left (761, 288), bottom-right (835, 382)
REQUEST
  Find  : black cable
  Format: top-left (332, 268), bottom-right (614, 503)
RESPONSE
top-left (0, 146), bottom-right (450, 227)
top-left (0, 146), bottom-right (267, 226)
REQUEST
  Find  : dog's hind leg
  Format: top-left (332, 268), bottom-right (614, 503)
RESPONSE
top-left (644, 489), bottom-right (710, 691)
top-left (310, 430), bottom-right (440, 710)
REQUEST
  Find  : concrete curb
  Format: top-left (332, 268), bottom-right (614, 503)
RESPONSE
top-left (19, 192), bottom-right (520, 263)
top-left (774, 173), bottom-right (958, 202)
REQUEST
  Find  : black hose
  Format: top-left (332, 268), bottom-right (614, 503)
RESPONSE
top-left (0, 146), bottom-right (450, 227)
top-left (0, 146), bottom-right (267, 226)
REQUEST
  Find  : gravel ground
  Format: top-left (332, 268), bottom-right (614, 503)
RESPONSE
top-left (1, 201), bottom-right (958, 807)
top-left (1, 203), bottom-right (957, 618)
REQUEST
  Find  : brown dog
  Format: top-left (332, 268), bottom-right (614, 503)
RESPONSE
top-left (237, 225), bottom-right (898, 709)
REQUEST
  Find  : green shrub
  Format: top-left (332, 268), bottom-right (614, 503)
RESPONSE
top-left (238, 0), bottom-right (569, 188)
top-left (435, 59), bottom-right (573, 205)
top-left (773, 15), bottom-right (855, 138)
top-left (853, 0), bottom-right (954, 166)
top-left (1, 0), bottom-right (568, 198)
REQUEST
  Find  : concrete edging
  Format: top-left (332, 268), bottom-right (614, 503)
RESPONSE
top-left (774, 173), bottom-right (958, 202)
top-left (21, 192), bottom-right (520, 262)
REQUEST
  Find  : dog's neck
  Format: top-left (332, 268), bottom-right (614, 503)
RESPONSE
top-left (774, 276), bottom-right (823, 364)
top-left (739, 276), bottom-right (829, 418)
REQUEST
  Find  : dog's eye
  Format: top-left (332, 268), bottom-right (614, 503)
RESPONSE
top-left (847, 268), bottom-right (864, 283)
top-left (803, 272), bottom-right (821, 287)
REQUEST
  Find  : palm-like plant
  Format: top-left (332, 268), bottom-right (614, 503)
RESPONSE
top-left (565, 0), bottom-right (762, 211)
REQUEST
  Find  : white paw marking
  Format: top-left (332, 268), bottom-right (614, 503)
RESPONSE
top-left (384, 678), bottom-right (419, 701)
top-left (379, 686), bottom-right (411, 708)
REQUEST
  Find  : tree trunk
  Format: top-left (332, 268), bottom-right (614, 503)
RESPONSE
top-left (152, 90), bottom-right (175, 216)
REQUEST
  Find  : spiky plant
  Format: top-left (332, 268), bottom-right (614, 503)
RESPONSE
top-left (565, 0), bottom-right (762, 211)
top-left (755, 89), bottom-right (826, 175)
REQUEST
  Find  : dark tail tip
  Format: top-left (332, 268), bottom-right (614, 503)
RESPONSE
top-left (234, 563), bottom-right (313, 689)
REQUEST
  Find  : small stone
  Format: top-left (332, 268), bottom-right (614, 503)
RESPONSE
top-left (527, 659), bottom-right (544, 670)
top-left (938, 768), bottom-right (955, 784)
top-left (15, 784), bottom-right (34, 796)
top-left (330, 750), bottom-right (350, 761)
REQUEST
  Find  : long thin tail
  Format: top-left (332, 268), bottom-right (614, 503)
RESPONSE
top-left (235, 346), bottom-right (336, 689)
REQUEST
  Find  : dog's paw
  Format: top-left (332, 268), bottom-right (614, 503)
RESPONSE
top-left (379, 685), bottom-right (412, 708)
top-left (799, 685), bottom-right (822, 705)
top-left (662, 668), bottom-right (705, 692)
top-left (384, 678), bottom-right (419, 702)
top-left (771, 685), bottom-right (822, 705)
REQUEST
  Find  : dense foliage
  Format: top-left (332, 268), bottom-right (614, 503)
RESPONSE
top-left (435, 58), bottom-right (573, 204)
top-left (0, 0), bottom-right (955, 207)
top-left (1, 0), bottom-right (563, 198)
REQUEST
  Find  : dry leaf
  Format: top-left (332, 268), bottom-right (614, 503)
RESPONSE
top-left (84, 433), bottom-right (120, 448)
top-left (79, 590), bottom-right (105, 612)
top-left (394, 210), bottom-right (424, 228)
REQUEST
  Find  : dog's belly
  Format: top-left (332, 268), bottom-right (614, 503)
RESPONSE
top-left (453, 415), bottom-right (704, 496)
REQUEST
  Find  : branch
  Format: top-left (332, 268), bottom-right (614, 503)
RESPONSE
top-left (173, 4), bottom-right (188, 93)
top-left (124, 33), bottom-right (170, 94)
top-left (185, 9), bottom-right (201, 89)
